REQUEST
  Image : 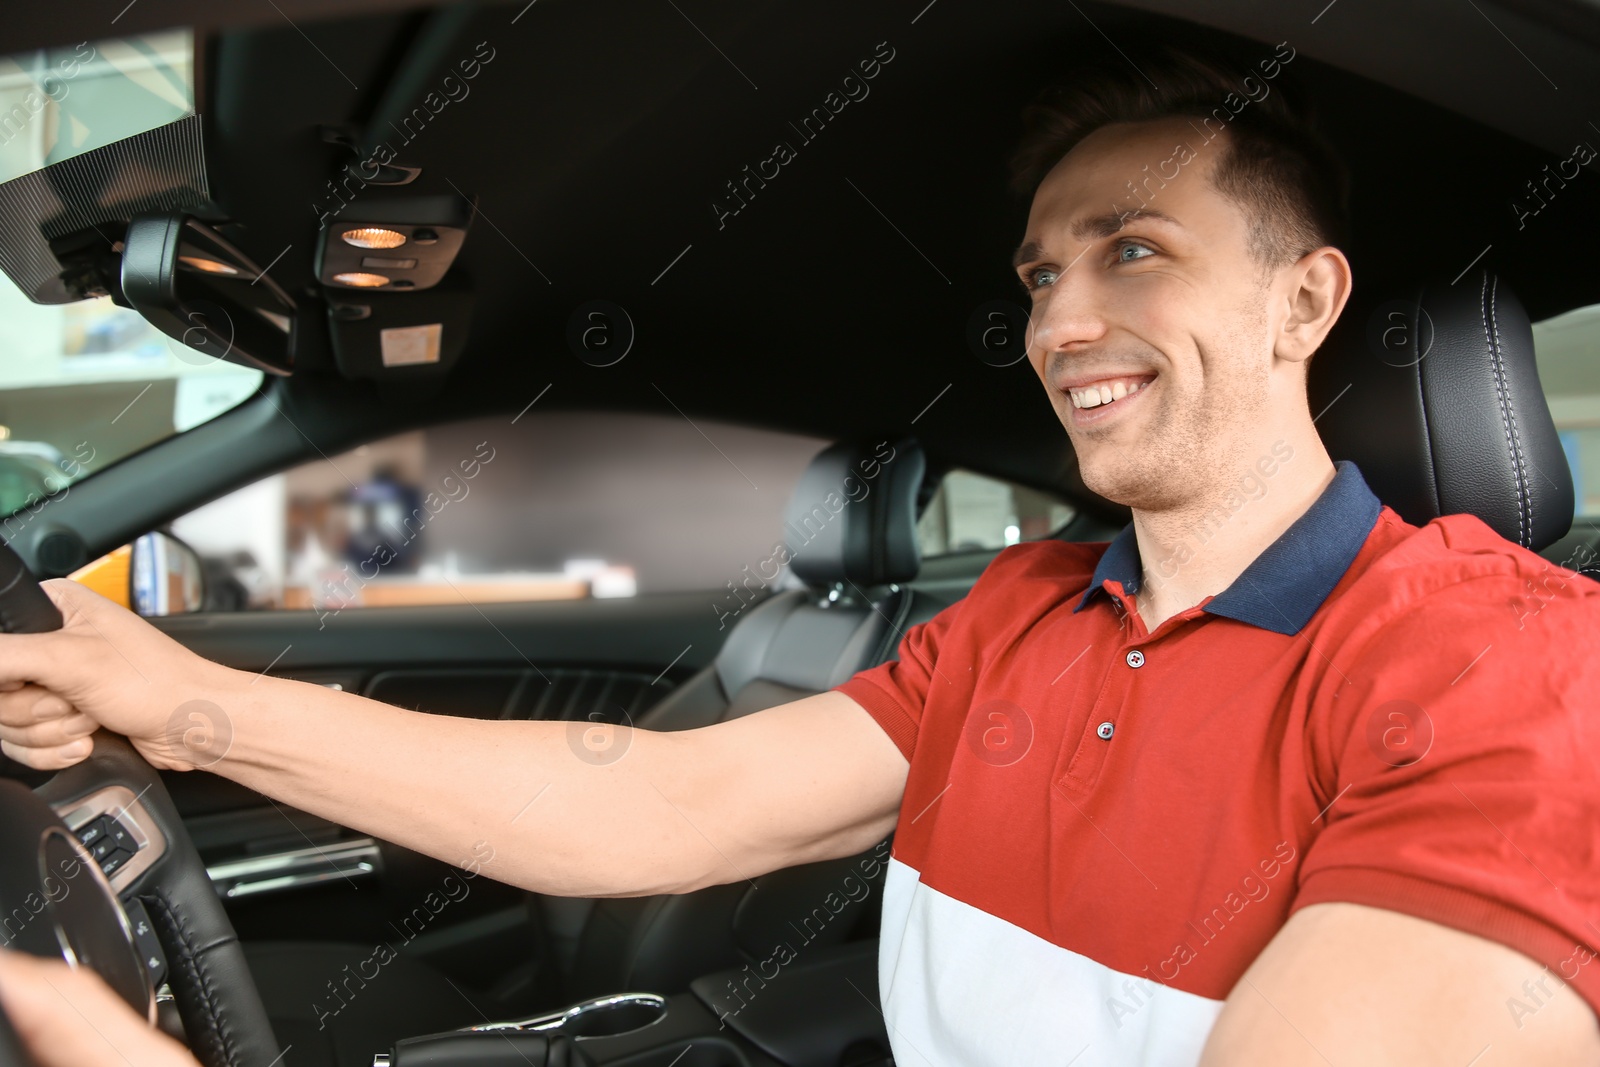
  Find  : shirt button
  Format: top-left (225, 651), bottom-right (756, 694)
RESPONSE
top-left (1096, 721), bottom-right (1115, 740)
top-left (1126, 649), bottom-right (1145, 668)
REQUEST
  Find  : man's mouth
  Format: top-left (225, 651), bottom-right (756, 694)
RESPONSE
top-left (1064, 373), bottom-right (1157, 411)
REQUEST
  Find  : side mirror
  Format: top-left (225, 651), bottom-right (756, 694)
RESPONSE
top-left (120, 212), bottom-right (297, 376)
top-left (129, 531), bottom-right (205, 617)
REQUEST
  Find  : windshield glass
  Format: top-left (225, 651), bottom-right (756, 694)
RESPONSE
top-left (0, 281), bottom-right (263, 522)
top-left (0, 28), bottom-right (261, 527)
top-left (0, 29), bottom-right (194, 183)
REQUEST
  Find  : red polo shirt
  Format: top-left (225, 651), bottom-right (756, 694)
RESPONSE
top-left (834, 460), bottom-right (1600, 1065)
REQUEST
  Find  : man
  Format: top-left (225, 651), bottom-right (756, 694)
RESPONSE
top-left (3, 42), bottom-right (1599, 1066)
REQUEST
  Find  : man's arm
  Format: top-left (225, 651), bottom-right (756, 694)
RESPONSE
top-left (0, 580), bottom-right (909, 898)
top-left (1199, 902), bottom-right (1600, 1066)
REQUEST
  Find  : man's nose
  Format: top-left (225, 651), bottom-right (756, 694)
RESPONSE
top-left (1028, 276), bottom-right (1109, 357)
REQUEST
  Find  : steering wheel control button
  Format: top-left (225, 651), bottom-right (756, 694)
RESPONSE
top-left (100, 848), bottom-right (135, 876)
top-left (106, 819), bottom-right (137, 853)
top-left (1125, 649), bottom-right (1146, 669)
top-left (1096, 721), bottom-right (1116, 740)
top-left (84, 816), bottom-right (143, 876)
top-left (76, 817), bottom-right (110, 848)
top-left (121, 899), bottom-right (168, 990)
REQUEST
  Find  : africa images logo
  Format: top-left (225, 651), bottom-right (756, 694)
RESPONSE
top-left (164, 699), bottom-right (233, 769)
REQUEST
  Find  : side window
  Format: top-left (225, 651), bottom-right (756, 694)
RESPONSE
top-left (1534, 302), bottom-right (1600, 517)
top-left (78, 412), bottom-right (828, 613)
top-left (916, 468), bottom-right (1076, 557)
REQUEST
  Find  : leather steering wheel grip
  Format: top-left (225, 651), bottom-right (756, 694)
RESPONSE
top-left (0, 540), bottom-right (62, 635)
top-left (35, 735), bottom-right (284, 1067)
top-left (0, 987), bottom-right (27, 1067)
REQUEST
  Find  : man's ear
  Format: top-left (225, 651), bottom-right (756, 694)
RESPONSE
top-left (1275, 246), bottom-right (1352, 365)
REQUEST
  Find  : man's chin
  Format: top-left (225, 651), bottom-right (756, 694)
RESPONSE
top-left (1074, 449), bottom-right (1182, 512)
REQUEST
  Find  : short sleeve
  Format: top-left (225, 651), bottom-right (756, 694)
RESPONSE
top-left (1294, 565), bottom-right (1600, 1015)
top-left (833, 596), bottom-right (966, 762)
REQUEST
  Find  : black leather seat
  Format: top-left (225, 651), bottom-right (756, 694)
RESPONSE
top-left (551, 436), bottom-right (946, 1000)
top-left (245, 436), bottom-right (951, 1067)
top-left (1310, 268), bottom-right (1574, 551)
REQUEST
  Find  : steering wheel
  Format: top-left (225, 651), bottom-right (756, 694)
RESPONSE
top-left (0, 541), bottom-right (283, 1067)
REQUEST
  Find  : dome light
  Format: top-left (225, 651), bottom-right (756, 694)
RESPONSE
top-left (332, 272), bottom-right (390, 288)
top-left (340, 227), bottom-right (408, 250)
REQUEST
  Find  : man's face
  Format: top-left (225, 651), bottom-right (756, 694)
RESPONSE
top-left (1015, 118), bottom-right (1290, 512)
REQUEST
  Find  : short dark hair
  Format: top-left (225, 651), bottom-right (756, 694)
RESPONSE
top-left (1008, 43), bottom-right (1351, 273)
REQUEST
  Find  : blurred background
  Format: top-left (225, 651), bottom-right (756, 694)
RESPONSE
top-left (165, 410), bottom-right (1078, 612)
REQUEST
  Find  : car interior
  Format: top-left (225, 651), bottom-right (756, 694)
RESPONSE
top-left (1, 1), bottom-right (1599, 1067)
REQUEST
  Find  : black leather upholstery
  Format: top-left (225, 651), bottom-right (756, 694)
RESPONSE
top-left (785, 438), bottom-right (925, 587)
top-left (555, 579), bottom-right (949, 1002)
top-left (1311, 269), bottom-right (1573, 550)
top-left (390, 1029), bottom-right (593, 1067)
top-left (551, 437), bottom-right (938, 1000)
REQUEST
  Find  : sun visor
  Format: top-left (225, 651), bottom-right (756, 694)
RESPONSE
top-left (0, 30), bottom-right (205, 304)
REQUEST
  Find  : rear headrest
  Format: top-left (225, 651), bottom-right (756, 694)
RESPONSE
top-left (1311, 269), bottom-right (1573, 551)
top-left (784, 437), bottom-right (925, 588)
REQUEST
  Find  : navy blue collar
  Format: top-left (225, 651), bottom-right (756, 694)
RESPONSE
top-left (1072, 460), bottom-right (1384, 636)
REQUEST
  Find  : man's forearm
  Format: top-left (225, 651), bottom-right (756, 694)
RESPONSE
top-left (194, 669), bottom-right (714, 897)
top-left (0, 583), bottom-right (905, 898)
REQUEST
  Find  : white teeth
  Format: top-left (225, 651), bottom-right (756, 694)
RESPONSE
top-left (1068, 377), bottom-right (1148, 410)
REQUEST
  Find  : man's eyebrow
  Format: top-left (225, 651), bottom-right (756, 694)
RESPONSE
top-left (1010, 208), bottom-right (1184, 270)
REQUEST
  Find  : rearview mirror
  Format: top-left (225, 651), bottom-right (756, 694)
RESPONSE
top-left (120, 212), bottom-right (297, 376)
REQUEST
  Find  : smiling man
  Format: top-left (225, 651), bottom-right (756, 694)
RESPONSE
top-left (826, 42), bottom-right (1600, 1065)
top-left (2, 41), bottom-right (1600, 1067)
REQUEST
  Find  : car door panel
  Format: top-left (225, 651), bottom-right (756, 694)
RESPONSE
top-left (145, 589), bottom-right (749, 1011)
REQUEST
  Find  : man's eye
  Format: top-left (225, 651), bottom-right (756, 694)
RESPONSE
top-left (1023, 267), bottom-right (1059, 291)
top-left (1116, 241), bottom-right (1155, 263)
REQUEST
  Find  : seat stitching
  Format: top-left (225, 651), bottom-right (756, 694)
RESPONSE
top-left (1481, 273), bottom-right (1529, 546)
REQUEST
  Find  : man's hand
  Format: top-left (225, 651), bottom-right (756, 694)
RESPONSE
top-left (0, 580), bottom-right (229, 772)
top-left (0, 949), bottom-right (200, 1067)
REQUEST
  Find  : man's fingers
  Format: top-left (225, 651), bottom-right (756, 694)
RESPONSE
top-left (0, 948), bottom-right (195, 1067)
top-left (0, 685), bottom-right (76, 727)
top-left (0, 736), bottom-right (94, 771)
top-left (0, 709), bottom-right (96, 749)
top-left (0, 686), bottom-right (95, 769)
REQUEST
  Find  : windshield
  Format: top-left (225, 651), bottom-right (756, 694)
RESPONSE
top-left (0, 28), bottom-right (262, 526)
top-left (0, 29), bottom-right (194, 184)
top-left (0, 281), bottom-right (263, 522)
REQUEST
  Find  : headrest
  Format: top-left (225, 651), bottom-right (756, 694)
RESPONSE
top-left (784, 437), bottom-right (925, 588)
top-left (1310, 269), bottom-right (1573, 551)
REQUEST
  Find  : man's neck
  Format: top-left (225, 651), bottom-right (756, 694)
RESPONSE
top-left (1129, 436), bottom-right (1336, 631)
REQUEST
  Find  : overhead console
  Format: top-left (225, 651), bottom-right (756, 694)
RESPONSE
top-left (314, 194), bottom-right (476, 382)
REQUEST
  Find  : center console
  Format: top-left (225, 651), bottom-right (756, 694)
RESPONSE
top-left (373, 942), bottom-right (890, 1067)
